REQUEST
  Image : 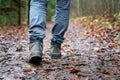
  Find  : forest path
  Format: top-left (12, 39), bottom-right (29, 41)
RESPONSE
top-left (0, 22), bottom-right (120, 80)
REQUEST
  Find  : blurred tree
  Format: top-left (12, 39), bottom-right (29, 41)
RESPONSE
top-left (0, 0), bottom-right (55, 25)
top-left (47, 0), bottom-right (56, 21)
top-left (0, 0), bottom-right (18, 25)
top-left (0, 0), bottom-right (120, 25)
top-left (71, 0), bottom-right (120, 17)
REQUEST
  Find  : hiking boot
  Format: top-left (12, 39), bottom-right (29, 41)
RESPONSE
top-left (28, 41), bottom-right (43, 64)
top-left (50, 41), bottom-right (61, 59)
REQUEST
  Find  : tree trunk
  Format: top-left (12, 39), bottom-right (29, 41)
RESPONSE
top-left (18, 0), bottom-right (21, 25)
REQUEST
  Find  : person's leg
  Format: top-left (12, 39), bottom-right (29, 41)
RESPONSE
top-left (50, 0), bottom-right (71, 58)
top-left (29, 0), bottom-right (48, 42)
top-left (52, 0), bottom-right (71, 44)
top-left (28, 0), bottom-right (48, 64)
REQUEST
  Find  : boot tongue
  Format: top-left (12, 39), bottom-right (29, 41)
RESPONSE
top-left (53, 43), bottom-right (61, 53)
top-left (34, 41), bottom-right (40, 51)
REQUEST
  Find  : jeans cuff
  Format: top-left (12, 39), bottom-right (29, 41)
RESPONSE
top-left (51, 37), bottom-right (63, 45)
top-left (29, 35), bottom-right (43, 43)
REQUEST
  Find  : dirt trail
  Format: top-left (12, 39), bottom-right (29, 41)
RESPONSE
top-left (0, 22), bottom-right (120, 80)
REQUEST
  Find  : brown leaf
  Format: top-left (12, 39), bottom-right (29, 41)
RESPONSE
top-left (99, 47), bottom-right (106, 52)
top-left (111, 57), bottom-right (117, 62)
top-left (70, 67), bottom-right (80, 73)
top-left (16, 45), bottom-right (23, 51)
top-left (93, 47), bottom-right (99, 52)
top-left (94, 47), bottom-right (106, 52)
top-left (108, 43), bottom-right (117, 48)
top-left (62, 44), bottom-right (70, 48)
top-left (23, 68), bottom-right (32, 72)
top-left (102, 68), bottom-right (116, 75)
top-left (84, 31), bottom-right (90, 38)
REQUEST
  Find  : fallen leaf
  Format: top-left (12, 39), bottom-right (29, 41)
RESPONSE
top-left (63, 44), bottom-right (69, 48)
top-left (16, 45), bottom-right (23, 51)
top-left (23, 68), bottom-right (32, 72)
top-left (70, 67), bottom-right (80, 73)
top-left (94, 47), bottom-right (99, 52)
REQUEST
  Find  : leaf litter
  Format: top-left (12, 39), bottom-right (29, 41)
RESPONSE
top-left (0, 19), bottom-right (120, 80)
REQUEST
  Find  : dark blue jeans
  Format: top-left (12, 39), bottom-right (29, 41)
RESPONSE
top-left (29, 0), bottom-right (71, 44)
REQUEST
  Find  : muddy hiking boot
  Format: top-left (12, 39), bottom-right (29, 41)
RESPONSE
top-left (50, 41), bottom-right (61, 59)
top-left (28, 41), bottom-right (43, 64)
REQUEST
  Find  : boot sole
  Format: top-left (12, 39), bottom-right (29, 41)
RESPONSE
top-left (28, 56), bottom-right (42, 64)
